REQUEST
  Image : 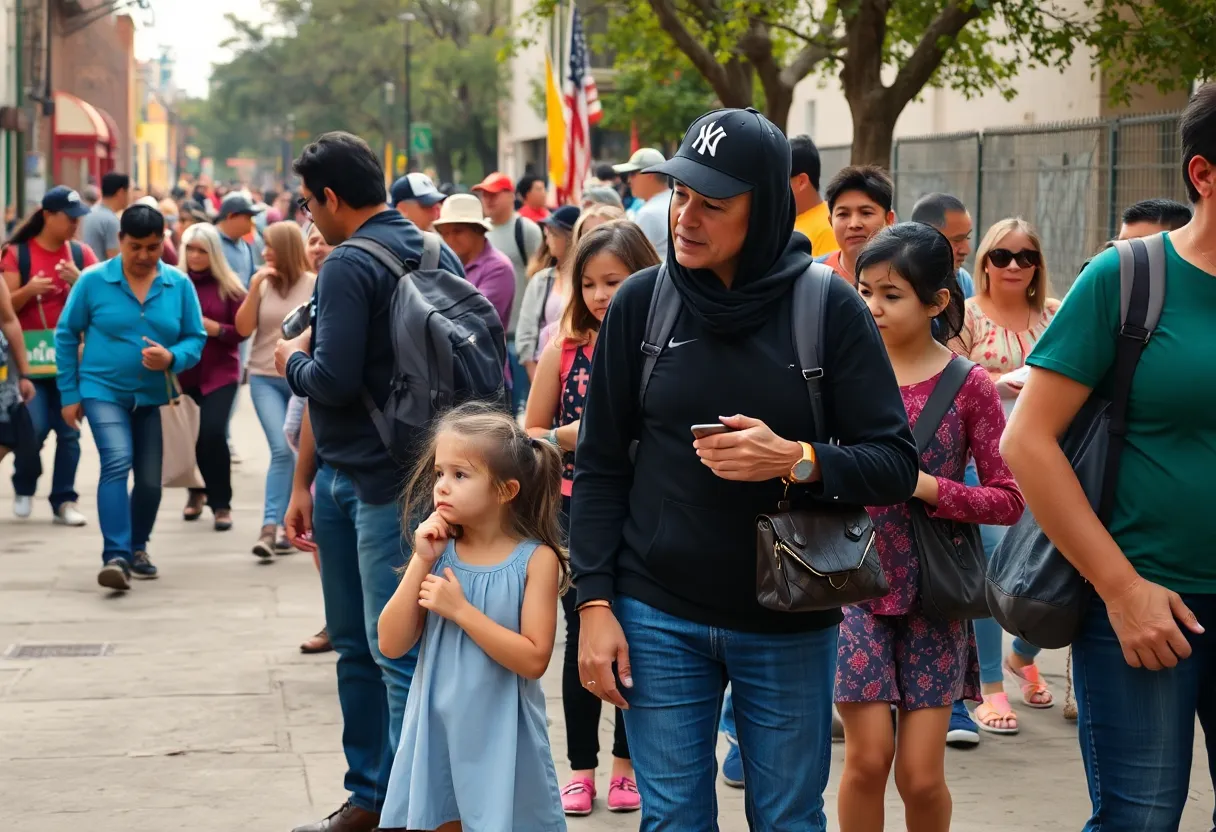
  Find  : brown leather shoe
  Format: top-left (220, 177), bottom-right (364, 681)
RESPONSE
top-left (291, 802), bottom-right (378, 832)
top-left (300, 626), bottom-right (333, 654)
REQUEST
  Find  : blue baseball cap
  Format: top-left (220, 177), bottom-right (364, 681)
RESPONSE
top-left (42, 186), bottom-right (90, 218)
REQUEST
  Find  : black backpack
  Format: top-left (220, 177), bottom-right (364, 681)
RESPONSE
top-left (16, 241), bottom-right (85, 284)
top-left (985, 234), bottom-right (1165, 648)
top-left (340, 232), bottom-right (508, 463)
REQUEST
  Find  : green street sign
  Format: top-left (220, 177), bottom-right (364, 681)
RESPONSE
top-left (410, 123), bottom-right (433, 156)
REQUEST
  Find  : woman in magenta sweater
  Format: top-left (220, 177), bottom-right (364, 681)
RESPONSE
top-left (177, 223), bottom-right (248, 530)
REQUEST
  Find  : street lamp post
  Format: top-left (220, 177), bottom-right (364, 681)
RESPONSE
top-left (400, 11), bottom-right (416, 173)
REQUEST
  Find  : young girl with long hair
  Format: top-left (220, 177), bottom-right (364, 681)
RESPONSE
top-left (176, 223), bottom-right (248, 530)
top-left (516, 206), bottom-right (580, 379)
top-left (523, 220), bottom-right (657, 816)
top-left (836, 223), bottom-right (1024, 832)
top-left (235, 221), bottom-right (316, 559)
top-left (377, 402), bottom-right (567, 832)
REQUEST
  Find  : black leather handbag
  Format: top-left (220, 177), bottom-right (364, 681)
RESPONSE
top-left (753, 264), bottom-right (888, 613)
top-left (908, 357), bottom-right (990, 621)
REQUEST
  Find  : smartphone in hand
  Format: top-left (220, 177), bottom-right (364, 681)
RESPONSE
top-left (691, 423), bottom-right (733, 440)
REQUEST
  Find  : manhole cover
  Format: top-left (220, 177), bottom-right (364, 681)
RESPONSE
top-left (4, 643), bottom-right (113, 659)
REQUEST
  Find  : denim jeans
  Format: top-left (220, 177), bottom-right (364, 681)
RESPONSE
top-left (616, 595), bottom-right (837, 831)
top-left (12, 377), bottom-right (80, 511)
top-left (507, 338), bottom-right (530, 417)
top-left (1073, 594), bottom-right (1216, 831)
top-left (312, 464), bottom-right (419, 813)
top-left (82, 398), bottom-right (162, 564)
top-left (248, 375), bottom-right (296, 526)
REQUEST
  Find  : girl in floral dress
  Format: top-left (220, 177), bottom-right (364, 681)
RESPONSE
top-left (523, 220), bottom-right (658, 816)
top-left (835, 223), bottom-right (1025, 832)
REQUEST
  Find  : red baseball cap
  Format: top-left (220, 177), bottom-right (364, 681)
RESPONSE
top-left (471, 172), bottom-right (514, 194)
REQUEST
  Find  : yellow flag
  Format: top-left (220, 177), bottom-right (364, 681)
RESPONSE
top-left (545, 51), bottom-right (567, 190)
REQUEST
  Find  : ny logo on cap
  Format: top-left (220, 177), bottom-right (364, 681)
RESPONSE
top-left (691, 119), bottom-right (727, 157)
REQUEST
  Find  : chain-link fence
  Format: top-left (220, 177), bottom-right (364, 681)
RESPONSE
top-left (881, 111), bottom-right (1185, 294)
top-left (819, 145), bottom-right (852, 194)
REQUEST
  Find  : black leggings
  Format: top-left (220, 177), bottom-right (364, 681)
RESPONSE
top-left (561, 498), bottom-right (629, 770)
top-left (185, 383), bottom-right (237, 512)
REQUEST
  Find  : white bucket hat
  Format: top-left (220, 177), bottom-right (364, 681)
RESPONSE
top-left (432, 193), bottom-right (492, 231)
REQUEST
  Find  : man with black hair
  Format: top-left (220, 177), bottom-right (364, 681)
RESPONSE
top-left (1005, 83), bottom-right (1216, 832)
top-left (790, 135), bottom-right (838, 257)
top-left (821, 165), bottom-right (895, 281)
top-left (277, 130), bottom-right (465, 832)
top-left (1119, 198), bottom-right (1192, 240)
top-left (79, 171), bottom-right (130, 260)
top-left (910, 192), bottom-right (976, 298)
top-left (516, 173), bottom-right (550, 223)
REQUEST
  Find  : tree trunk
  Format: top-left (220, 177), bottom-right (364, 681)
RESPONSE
top-left (764, 83), bottom-right (793, 136)
top-left (847, 94), bottom-right (899, 168)
top-left (433, 134), bottom-right (456, 185)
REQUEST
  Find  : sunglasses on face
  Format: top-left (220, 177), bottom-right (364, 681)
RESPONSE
top-left (296, 195), bottom-right (315, 216)
top-left (987, 248), bottom-right (1041, 269)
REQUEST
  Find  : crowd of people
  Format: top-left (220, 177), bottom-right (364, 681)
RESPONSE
top-left (0, 82), bottom-right (1212, 832)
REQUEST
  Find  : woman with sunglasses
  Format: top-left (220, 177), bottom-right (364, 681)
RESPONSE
top-left (951, 216), bottom-right (1060, 736)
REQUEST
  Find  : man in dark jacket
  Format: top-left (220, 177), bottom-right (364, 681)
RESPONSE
top-left (276, 131), bottom-right (464, 832)
top-left (570, 108), bottom-right (918, 830)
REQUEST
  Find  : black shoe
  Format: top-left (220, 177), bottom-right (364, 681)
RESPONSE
top-left (290, 801), bottom-right (379, 832)
top-left (98, 558), bottom-right (131, 591)
top-left (130, 550), bottom-right (158, 580)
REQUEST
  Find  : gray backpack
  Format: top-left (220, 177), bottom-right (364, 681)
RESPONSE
top-left (986, 234), bottom-right (1166, 648)
top-left (340, 232), bottom-right (507, 463)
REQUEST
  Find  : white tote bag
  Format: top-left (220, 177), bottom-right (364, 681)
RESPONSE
top-left (160, 373), bottom-right (204, 489)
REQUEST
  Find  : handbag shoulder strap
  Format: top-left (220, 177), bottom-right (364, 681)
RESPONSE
top-left (790, 263), bottom-right (835, 444)
top-left (911, 357), bottom-right (976, 452)
top-left (1100, 234), bottom-right (1166, 523)
top-left (629, 265), bottom-right (677, 463)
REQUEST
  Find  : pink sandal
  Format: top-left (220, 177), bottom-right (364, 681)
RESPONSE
top-left (561, 777), bottom-right (595, 816)
top-left (607, 776), bottom-right (641, 812)
top-left (1004, 656), bottom-right (1055, 708)
top-left (973, 692), bottom-right (1019, 734)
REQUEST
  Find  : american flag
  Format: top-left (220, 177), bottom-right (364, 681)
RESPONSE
top-left (561, 5), bottom-right (601, 205)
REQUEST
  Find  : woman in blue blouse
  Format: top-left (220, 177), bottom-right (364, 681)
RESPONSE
top-left (56, 205), bottom-right (205, 591)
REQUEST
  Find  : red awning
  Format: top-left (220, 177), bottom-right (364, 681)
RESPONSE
top-left (52, 91), bottom-right (110, 144)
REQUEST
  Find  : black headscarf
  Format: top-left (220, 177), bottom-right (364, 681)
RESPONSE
top-left (664, 129), bottom-right (812, 336)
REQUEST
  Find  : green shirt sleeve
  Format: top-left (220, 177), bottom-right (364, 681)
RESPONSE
top-left (1026, 246), bottom-right (1120, 389)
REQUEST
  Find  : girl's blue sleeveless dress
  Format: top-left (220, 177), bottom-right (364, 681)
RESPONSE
top-left (379, 538), bottom-right (566, 832)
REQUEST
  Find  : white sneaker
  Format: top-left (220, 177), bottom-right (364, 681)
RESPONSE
top-left (13, 495), bottom-right (31, 519)
top-left (53, 502), bottom-right (88, 527)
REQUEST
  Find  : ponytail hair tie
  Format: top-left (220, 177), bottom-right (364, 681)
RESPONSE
top-left (527, 436), bottom-right (542, 450)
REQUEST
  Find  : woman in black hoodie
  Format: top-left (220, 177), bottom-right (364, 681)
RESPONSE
top-left (569, 108), bottom-right (918, 829)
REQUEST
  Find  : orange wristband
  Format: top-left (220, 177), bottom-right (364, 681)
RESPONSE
top-left (577, 599), bottom-right (612, 612)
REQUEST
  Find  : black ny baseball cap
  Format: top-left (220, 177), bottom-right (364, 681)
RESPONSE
top-left (644, 107), bottom-right (785, 200)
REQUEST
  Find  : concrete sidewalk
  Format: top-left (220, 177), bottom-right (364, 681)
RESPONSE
top-left (0, 395), bottom-right (1211, 830)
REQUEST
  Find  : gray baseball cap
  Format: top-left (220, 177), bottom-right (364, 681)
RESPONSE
top-left (613, 147), bottom-right (666, 174)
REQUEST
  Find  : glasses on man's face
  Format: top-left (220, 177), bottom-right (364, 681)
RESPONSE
top-left (296, 195), bottom-right (314, 217)
top-left (987, 248), bottom-right (1041, 269)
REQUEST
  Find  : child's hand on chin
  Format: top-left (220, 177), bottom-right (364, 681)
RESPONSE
top-left (419, 568), bottom-right (468, 622)
top-left (414, 511), bottom-right (454, 565)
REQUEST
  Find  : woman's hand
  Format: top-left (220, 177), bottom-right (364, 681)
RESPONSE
top-left (693, 414), bottom-right (803, 482)
top-left (202, 317), bottom-right (222, 337)
top-left (55, 258), bottom-right (81, 285)
top-left (140, 337), bottom-right (173, 371)
top-left (578, 606), bottom-right (632, 709)
top-left (61, 402), bottom-right (83, 430)
top-left (413, 512), bottom-right (453, 565)
top-left (284, 486), bottom-right (316, 552)
top-left (1103, 577), bottom-right (1204, 670)
top-left (18, 378), bottom-right (34, 404)
top-left (418, 567), bottom-right (469, 622)
top-left (250, 266), bottom-right (275, 287)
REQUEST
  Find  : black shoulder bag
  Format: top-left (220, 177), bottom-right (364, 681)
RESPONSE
top-left (908, 357), bottom-right (990, 621)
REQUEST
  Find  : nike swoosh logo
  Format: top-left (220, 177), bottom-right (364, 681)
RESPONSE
top-left (667, 337), bottom-right (697, 348)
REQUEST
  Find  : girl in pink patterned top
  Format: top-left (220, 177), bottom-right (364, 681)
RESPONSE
top-left (837, 223), bottom-right (1024, 832)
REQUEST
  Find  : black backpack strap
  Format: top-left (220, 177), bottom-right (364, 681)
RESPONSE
top-left (628, 265), bottom-right (679, 462)
top-left (513, 216), bottom-right (528, 266)
top-left (790, 263), bottom-right (835, 443)
top-left (420, 231), bottom-right (442, 271)
top-left (1101, 234), bottom-right (1165, 523)
top-left (69, 241), bottom-right (84, 270)
top-left (17, 243), bottom-right (30, 286)
top-left (911, 357), bottom-right (976, 452)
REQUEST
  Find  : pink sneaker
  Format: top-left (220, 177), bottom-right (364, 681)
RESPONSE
top-left (607, 776), bottom-right (641, 813)
top-left (561, 777), bottom-right (595, 816)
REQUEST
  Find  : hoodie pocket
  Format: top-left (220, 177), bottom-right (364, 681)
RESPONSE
top-left (645, 498), bottom-right (748, 587)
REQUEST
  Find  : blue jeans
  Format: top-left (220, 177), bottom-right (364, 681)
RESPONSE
top-left (507, 338), bottom-right (530, 417)
top-left (616, 595), bottom-right (837, 831)
top-left (82, 398), bottom-right (162, 564)
top-left (1073, 594), bottom-right (1216, 831)
top-left (12, 377), bottom-right (80, 511)
top-left (312, 464), bottom-right (419, 813)
top-left (248, 375), bottom-right (296, 526)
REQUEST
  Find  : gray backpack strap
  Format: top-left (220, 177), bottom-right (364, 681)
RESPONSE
top-left (912, 358), bottom-right (976, 452)
top-left (1101, 234), bottom-right (1167, 522)
top-left (790, 263), bottom-right (835, 444)
top-left (420, 231), bottom-right (442, 271)
top-left (629, 266), bottom-right (678, 463)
